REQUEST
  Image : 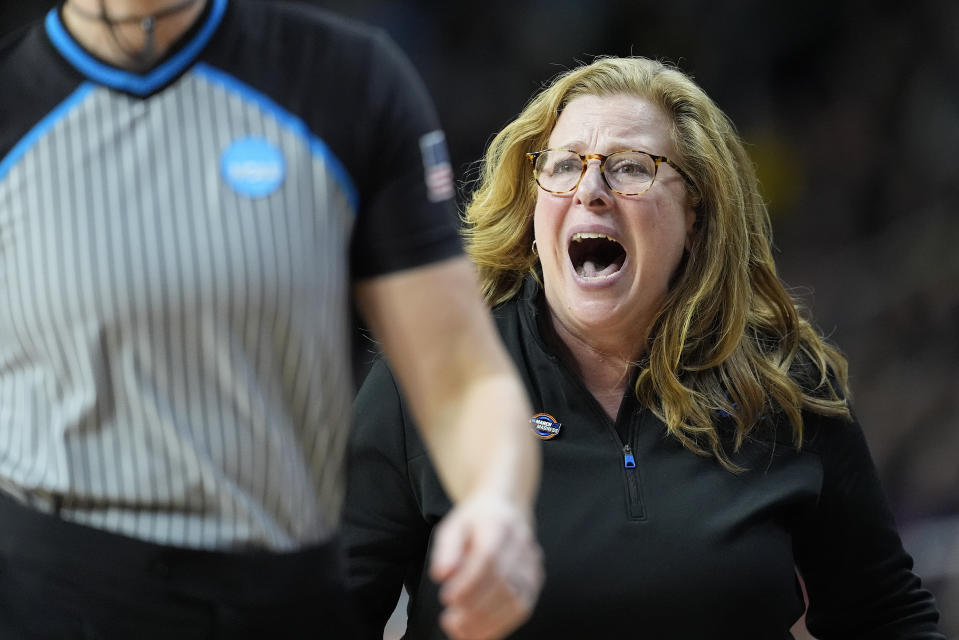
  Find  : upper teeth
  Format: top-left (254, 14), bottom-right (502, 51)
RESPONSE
top-left (572, 232), bottom-right (615, 242)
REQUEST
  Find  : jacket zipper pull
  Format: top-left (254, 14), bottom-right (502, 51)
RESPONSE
top-left (623, 444), bottom-right (636, 469)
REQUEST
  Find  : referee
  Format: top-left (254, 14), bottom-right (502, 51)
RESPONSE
top-left (0, 1), bottom-right (542, 638)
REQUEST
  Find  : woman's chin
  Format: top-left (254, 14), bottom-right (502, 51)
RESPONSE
top-left (558, 297), bottom-right (634, 337)
top-left (546, 273), bottom-right (663, 351)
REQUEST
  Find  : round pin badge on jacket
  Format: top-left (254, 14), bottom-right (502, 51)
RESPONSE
top-left (530, 412), bottom-right (562, 440)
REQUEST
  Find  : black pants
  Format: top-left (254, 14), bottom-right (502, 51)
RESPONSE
top-left (0, 494), bottom-right (355, 639)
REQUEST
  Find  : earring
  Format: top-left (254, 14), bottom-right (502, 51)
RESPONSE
top-left (531, 240), bottom-right (538, 255)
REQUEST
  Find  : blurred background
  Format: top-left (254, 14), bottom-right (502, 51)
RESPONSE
top-left (3, 1), bottom-right (956, 636)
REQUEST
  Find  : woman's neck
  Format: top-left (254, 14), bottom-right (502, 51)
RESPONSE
top-left (548, 314), bottom-right (642, 422)
top-left (62, 0), bottom-right (207, 71)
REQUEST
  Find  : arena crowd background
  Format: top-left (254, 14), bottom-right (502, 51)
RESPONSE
top-left (2, 1), bottom-right (956, 636)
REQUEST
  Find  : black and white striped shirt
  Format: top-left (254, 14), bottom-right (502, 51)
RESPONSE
top-left (0, 0), bottom-right (461, 550)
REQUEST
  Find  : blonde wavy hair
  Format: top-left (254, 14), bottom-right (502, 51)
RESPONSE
top-left (463, 57), bottom-right (850, 470)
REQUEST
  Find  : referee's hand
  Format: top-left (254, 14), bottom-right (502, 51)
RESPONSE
top-left (429, 492), bottom-right (543, 640)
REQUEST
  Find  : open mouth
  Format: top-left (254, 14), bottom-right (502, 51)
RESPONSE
top-left (568, 232), bottom-right (627, 279)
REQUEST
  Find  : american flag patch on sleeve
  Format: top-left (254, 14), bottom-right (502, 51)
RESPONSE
top-left (418, 130), bottom-right (455, 202)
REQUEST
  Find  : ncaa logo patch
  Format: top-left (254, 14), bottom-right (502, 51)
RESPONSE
top-left (221, 137), bottom-right (285, 198)
top-left (418, 130), bottom-right (454, 202)
top-left (530, 412), bottom-right (562, 440)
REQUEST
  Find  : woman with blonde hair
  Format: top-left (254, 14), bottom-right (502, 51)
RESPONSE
top-left (343, 57), bottom-right (943, 638)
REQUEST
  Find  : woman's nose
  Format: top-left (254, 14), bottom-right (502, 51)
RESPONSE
top-left (574, 162), bottom-right (614, 210)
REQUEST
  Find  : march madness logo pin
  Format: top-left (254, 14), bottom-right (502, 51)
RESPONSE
top-left (418, 130), bottom-right (454, 202)
top-left (530, 412), bottom-right (562, 440)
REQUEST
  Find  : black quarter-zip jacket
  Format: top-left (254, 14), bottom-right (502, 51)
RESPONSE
top-left (343, 277), bottom-right (942, 639)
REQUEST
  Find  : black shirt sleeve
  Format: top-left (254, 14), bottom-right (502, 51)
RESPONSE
top-left (347, 29), bottom-right (463, 280)
top-left (793, 412), bottom-right (944, 638)
top-left (342, 358), bottom-right (433, 637)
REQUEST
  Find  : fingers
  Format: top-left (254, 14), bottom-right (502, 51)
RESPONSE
top-left (429, 510), bottom-right (469, 584)
top-left (439, 542), bottom-right (542, 640)
top-left (429, 496), bottom-right (543, 640)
